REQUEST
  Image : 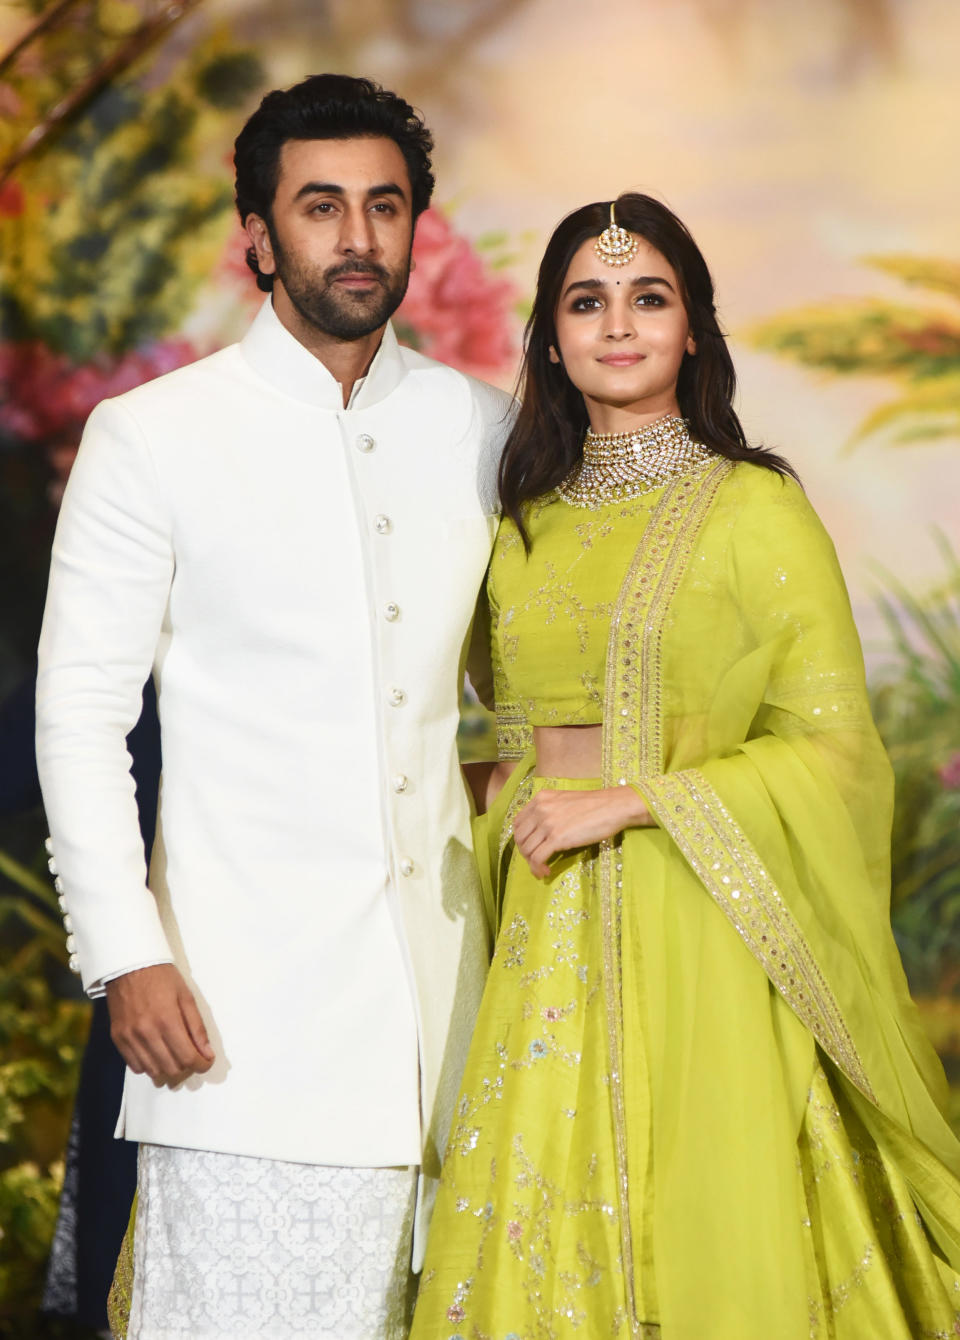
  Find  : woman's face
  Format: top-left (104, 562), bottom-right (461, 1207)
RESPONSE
top-left (552, 235), bottom-right (695, 425)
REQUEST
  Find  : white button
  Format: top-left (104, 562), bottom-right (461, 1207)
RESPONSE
top-left (384, 602), bottom-right (400, 622)
top-left (388, 687), bottom-right (407, 707)
top-left (63, 913), bottom-right (74, 933)
top-left (54, 876), bottom-right (64, 893)
top-left (392, 774), bottom-right (409, 794)
top-left (356, 433), bottom-right (375, 452)
top-left (47, 855), bottom-right (59, 875)
top-left (399, 858), bottom-right (415, 877)
top-left (57, 894), bottom-right (68, 912)
top-left (65, 933), bottom-right (76, 953)
top-left (374, 514), bottom-right (392, 534)
top-left (45, 836), bottom-right (54, 855)
top-left (68, 954), bottom-right (80, 974)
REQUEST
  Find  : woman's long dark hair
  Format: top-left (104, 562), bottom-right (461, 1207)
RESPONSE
top-left (499, 193), bottom-right (797, 547)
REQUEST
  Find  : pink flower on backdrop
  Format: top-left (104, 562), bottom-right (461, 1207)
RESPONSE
top-left (939, 753), bottom-right (960, 790)
top-left (0, 178), bottom-right (24, 217)
top-left (396, 207), bottom-right (518, 377)
top-left (217, 222), bottom-right (261, 296)
top-left (0, 339), bottom-right (196, 500)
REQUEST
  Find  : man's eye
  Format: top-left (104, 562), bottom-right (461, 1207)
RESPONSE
top-left (371, 201), bottom-right (396, 214)
top-left (311, 202), bottom-right (335, 214)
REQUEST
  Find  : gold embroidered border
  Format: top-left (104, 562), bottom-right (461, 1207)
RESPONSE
top-left (497, 772), bottom-right (535, 866)
top-left (642, 768), bottom-right (876, 1103)
top-left (496, 702), bottom-right (533, 759)
top-left (597, 833), bottom-right (636, 1327)
top-left (598, 460), bottom-right (730, 1335)
top-left (603, 459), bottom-right (731, 783)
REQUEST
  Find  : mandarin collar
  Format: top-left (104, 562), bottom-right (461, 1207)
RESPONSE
top-left (239, 297), bottom-right (406, 411)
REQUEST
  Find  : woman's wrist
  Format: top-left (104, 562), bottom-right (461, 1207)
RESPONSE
top-left (620, 782), bottom-right (654, 828)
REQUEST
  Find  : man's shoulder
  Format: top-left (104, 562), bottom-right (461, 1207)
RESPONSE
top-left (396, 344), bottom-right (514, 424)
top-left (110, 344), bottom-right (246, 417)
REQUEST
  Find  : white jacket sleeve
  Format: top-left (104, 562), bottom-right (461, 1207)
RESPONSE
top-left (36, 397), bottom-right (176, 995)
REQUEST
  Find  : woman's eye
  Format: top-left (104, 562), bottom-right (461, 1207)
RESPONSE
top-left (635, 292), bottom-right (666, 307)
top-left (570, 296), bottom-right (602, 312)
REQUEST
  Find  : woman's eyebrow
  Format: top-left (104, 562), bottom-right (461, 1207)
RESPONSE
top-left (561, 275), bottom-right (676, 299)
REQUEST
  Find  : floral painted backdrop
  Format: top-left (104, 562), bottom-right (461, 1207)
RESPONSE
top-left (0, 0), bottom-right (958, 1328)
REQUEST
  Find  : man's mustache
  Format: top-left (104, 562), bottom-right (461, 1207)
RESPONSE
top-left (323, 260), bottom-right (391, 285)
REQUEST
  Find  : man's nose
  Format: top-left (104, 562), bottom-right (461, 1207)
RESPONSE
top-left (337, 206), bottom-right (376, 258)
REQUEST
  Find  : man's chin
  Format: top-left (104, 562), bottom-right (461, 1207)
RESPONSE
top-left (283, 278), bottom-right (404, 342)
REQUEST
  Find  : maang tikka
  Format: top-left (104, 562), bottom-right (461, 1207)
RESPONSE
top-left (594, 201), bottom-right (639, 267)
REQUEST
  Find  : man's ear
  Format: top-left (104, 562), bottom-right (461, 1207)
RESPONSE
top-left (244, 214), bottom-right (276, 277)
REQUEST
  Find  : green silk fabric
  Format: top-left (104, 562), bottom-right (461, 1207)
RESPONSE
top-left (414, 460), bottom-right (960, 1339)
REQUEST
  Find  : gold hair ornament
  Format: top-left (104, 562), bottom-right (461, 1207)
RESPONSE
top-left (594, 201), bottom-right (639, 267)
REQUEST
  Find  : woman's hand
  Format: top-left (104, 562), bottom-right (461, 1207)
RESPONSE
top-left (513, 786), bottom-right (654, 878)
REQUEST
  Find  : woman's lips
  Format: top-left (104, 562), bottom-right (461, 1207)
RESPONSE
top-left (598, 353), bottom-right (644, 366)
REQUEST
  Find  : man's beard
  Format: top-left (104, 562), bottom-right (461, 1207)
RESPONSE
top-left (270, 234), bottom-right (411, 341)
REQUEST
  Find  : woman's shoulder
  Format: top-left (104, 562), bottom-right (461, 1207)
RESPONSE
top-left (711, 459), bottom-right (840, 571)
top-left (716, 454), bottom-right (801, 500)
top-left (712, 456), bottom-right (811, 525)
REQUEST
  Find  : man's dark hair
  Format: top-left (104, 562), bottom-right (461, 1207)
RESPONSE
top-left (234, 73), bottom-right (435, 292)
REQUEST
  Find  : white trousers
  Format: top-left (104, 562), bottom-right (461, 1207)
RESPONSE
top-left (126, 1144), bottom-right (419, 1339)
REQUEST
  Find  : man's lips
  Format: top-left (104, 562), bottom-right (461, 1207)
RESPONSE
top-left (333, 272), bottom-right (381, 288)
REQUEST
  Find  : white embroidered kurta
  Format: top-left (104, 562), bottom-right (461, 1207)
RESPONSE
top-left (36, 300), bottom-right (513, 1262)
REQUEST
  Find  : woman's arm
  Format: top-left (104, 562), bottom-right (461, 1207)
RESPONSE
top-left (462, 758), bottom-right (521, 815)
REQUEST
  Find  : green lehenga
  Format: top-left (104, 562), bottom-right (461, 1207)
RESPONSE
top-left (411, 459), bottom-right (960, 1340)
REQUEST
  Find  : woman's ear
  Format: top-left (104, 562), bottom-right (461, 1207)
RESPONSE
top-left (548, 345), bottom-right (561, 365)
top-left (686, 331), bottom-right (697, 356)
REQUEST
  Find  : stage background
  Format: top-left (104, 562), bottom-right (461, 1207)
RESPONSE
top-left (1, 0), bottom-right (958, 1329)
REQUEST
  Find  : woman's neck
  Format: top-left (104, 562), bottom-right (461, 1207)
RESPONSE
top-left (583, 396), bottom-right (682, 437)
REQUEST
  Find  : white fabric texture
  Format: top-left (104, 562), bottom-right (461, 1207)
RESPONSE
top-left (127, 1144), bottom-right (418, 1339)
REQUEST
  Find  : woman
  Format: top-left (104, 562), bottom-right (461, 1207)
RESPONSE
top-left (410, 194), bottom-right (960, 1339)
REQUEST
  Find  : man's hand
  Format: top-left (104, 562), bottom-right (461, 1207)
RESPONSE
top-left (513, 786), bottom-right (654, 878)
top-left (106, 963), bottom-right (215, 1086)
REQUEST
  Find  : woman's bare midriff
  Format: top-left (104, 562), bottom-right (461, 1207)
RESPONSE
top-left (464, 725), bottom-right (604, 815)
top-left (534, 724), bottom-right (602, 778)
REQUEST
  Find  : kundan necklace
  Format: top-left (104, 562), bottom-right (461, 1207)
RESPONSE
top-left (557, 414), bottom-right (715, 509)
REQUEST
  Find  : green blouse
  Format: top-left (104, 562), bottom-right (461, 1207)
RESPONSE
top-left (489, 490), bottom-right (660, 741)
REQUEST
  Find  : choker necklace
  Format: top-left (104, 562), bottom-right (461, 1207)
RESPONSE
top-left (557, 415), bottom-right (714, 508)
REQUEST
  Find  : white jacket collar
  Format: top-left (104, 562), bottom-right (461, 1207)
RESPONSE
top-left (239, 297), bottom-right (406, 410)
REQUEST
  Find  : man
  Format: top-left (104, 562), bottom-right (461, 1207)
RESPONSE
top-left (36, 74), bottom-right (512, 1338)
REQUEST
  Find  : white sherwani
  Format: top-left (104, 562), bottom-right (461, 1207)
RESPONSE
top-left (36, 300), bottom-right (512, 1270)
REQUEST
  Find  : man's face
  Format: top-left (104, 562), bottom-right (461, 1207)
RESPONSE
top-left (245, 136), bottom-right (415, 341)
